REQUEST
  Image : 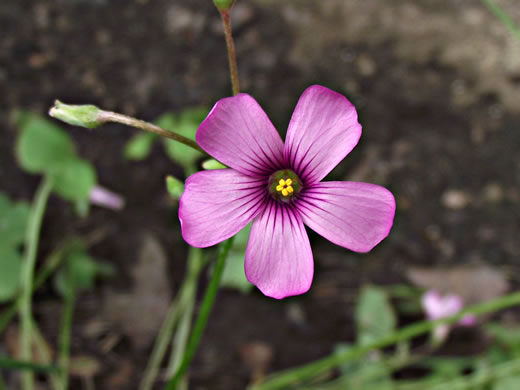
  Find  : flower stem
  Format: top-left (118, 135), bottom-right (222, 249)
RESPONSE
top-left (166, 248), bottom-right (204, 377)
top-left (139, 248), bottom-right (205, 390)
top-left (480, 0), bottom-right (520, 40)
top-left (219, 10), bottom-right (240, 96)
top-left (0, 357), bottom-right (58, 373)
top-left (58, 284), bottom-right (76, 390)
top-left (164, 238), bottom-right (234, 390)
top-left (251, 291), bottom-right (520, 390)
top-left (20, 177), bottom-right (53, 390)
top-left (96, 111), bottom-right (207, 155)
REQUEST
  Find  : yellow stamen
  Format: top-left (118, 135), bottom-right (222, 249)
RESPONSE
top-left (275, 177), bottom-right (296, 197)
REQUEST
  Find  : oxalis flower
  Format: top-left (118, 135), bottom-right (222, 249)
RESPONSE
top-left (179, 85), bottom-right (396, 299)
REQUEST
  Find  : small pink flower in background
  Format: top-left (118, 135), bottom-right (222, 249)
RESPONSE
top-left (89, 185), bottom-right (125, 210)
top-left (179, 85), bottom-right (396, 299)
top-left (422, 290), bottom-right (476, 342)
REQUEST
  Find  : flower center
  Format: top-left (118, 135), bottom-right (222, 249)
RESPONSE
top-left (268, 169), bottom-right (301, 201)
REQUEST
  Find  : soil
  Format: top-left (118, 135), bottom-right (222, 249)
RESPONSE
top-left (1, 0), bottom-right (520, 389)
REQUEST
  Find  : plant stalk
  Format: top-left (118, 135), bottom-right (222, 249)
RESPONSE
top-left (96, 111), bottom-right (207, 155)
top-left (20, 177), bottom-right (53, 390)
top-left (480, 0), bottom-right (520, 40)
top-left (164, 238), bottom-right (233, 390)
top-left (252, 291), bottom-right (520, 390)
top-left (220, 10), bottom-right (240, 95)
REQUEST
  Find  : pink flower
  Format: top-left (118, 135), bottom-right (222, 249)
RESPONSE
top-left (422, 290), bottom-right (476, 341)
top-left (179, 85), bottom-right (395, 299)
top-left (89, 185), bottom-right (125, 210)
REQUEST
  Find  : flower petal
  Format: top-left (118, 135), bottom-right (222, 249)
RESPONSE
top-left (197, 94), bottom-right (285, 176)
top-left (179, 170), bottom-right (267, 247)
top-left (296, 181), bottom-right (395, 253)
top-left (284, 85), bottom-right (362, 184)
top-left (245, 200), bottom-right (313, 299)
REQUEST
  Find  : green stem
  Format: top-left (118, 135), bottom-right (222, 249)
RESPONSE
top-left (252, 291), bottom-right (520, 390)
top-left (0, 239), bottom-right (82, 335)
top-left (219, 9), bottom-right (240, 95)
top-left (20, 177), bottom-right (53, 390)
top-left (480, 0), bottom-right (520, 40)
top-left (428, 357), bottom-right (520, 390)
top-left (164, 238), bottom-right (234, 390)
top-left (96, 111), bottom-right (207, 155)
top-left (0, 357), bottom-right (58, 373)
top-left (166, 248), bottom-right (204, 378)
top-left (31, 317), bottom-right (60, 390)
top-left (139, 248), bottom-right (205, 390)
top-left (58, 284), bottom-right (76, 390)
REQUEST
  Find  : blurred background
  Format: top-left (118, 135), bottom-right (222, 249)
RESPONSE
top-left (1, 0), bottom-right (520, 389)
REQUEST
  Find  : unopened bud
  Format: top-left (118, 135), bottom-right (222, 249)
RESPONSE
top-left (49, 100), bottom-right (103, 129)
top-left (213, 0), bottom-right (235, 12)
top-left (166, 176), bottom-right (185, 200)
top-left (202, 158), bottom-right (226, 170)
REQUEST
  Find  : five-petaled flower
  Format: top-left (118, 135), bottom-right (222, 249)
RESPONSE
top-left (179, 85), bottom-right (396, 299)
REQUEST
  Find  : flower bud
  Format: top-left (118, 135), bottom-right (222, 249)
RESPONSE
top-left (213, 0), bottom-right (235, 12)
top-left (202, 158), bottom-right (226, 170)
top-left (49, 100), bottom-right (103, 129)
top-left (166, 176), bottom-right (184, 200)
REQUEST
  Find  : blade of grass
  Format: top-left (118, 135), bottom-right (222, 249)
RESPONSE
top-left (480, 0), bottom-right (520, 40)
top-left (0, 357), bottom-right (59, 373)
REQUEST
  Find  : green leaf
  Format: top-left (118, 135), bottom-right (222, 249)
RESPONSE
top-left (334, 343), bottom-right (391, 386)
top-left (220, 253), bottom-right (253, 294)
top-left (157, 108), bottom-right (207, 171)
top-left (0, 193), bottom-right (30, 247)
top-left (124, 132), bottom-right (157, 161)
top-left (54, 251), bottom-right (114, 297)
top-left (0, 246), bottom-right (22, 302)
top-left (493, 376), bottom-right (520, 390)
top-left (356, 285), bottom-right (396, 346)
top-left (166, 176), bottom-right (184, 200)
top-left (51, 159), bottom-right (97, 203)
top-left (15, 112), bottom-right (77, 174)
top-left (220, 223), bottom-right (253, 293)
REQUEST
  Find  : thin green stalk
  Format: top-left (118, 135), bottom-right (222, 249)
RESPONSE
top-left (0, 373), bottom-right (6, 390)
top-left (31, 317), bottom-right (60, 390)
top-left (0, 238), bottom-right (82, 335)
top-left (219, 9), bottom-right (240, 95)
top-left (58, 284), bottom-right (76, 390)
top-left (0, 357), bottom-right (58, 373)
top-left (96, 111), bottom-right (207, 155)
top-left (165, 238), bottom-right (234, 390)
top-left (167, 298), bottom-right (194, 390)
top-left (166, 248), bottom-right (204, 378)
top-left (49, 101), bottom-right (207, 156)
top-left (429, 357), bottom-right (520, 390)
top-left (481, 0), bottom-right (520, 40)
top-left (139, 248), bottom-right (205, 390)
top-left (252, 291), bottom-right (520, 390)
top-left (20, 177), bottom-right (53, 390)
